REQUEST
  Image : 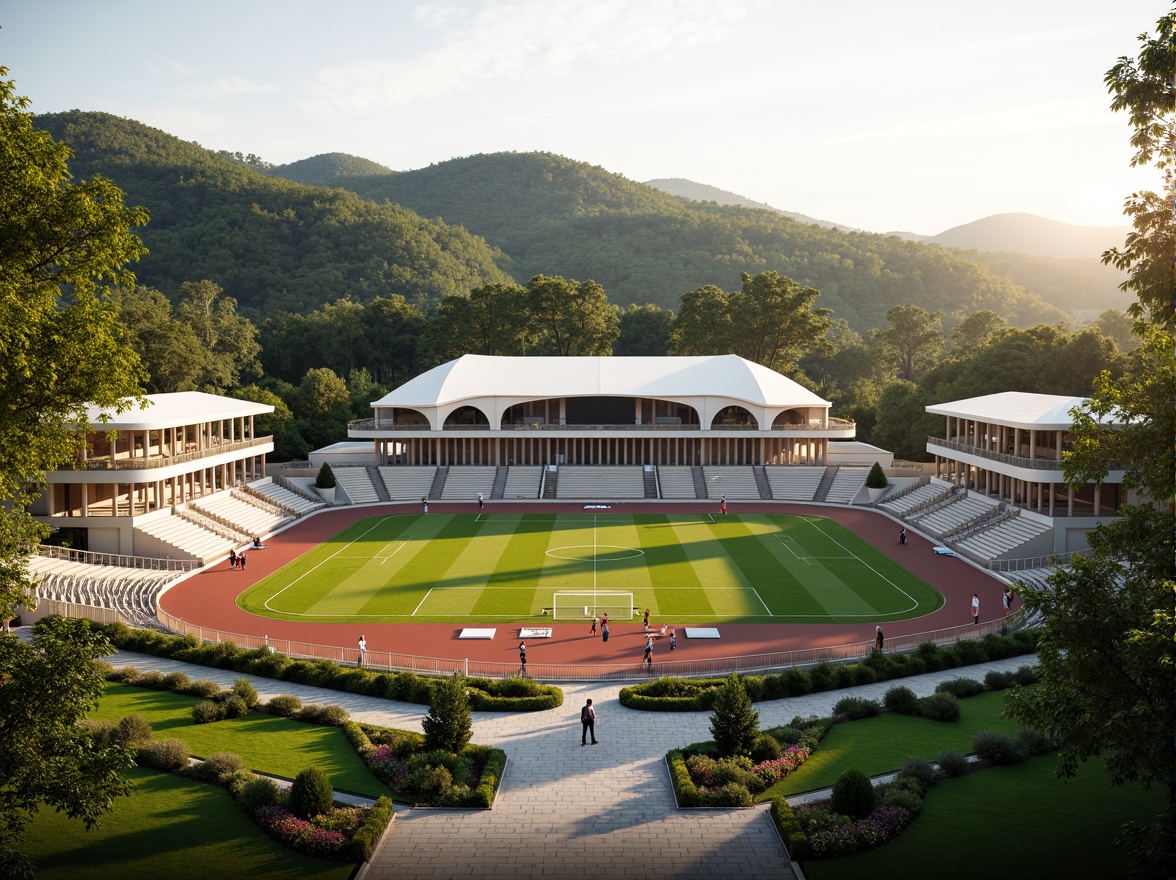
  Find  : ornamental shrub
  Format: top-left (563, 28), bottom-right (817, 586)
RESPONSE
top-left (236, 776), bottom-right (281, 813)
top-left (896, 757), bottom-right (937, 794)
top-left (193, 699), bottom-right (227, 724)
top-left (709, 673), bottom-right (759, 759)
top-left (973, 729), bottom-right (1024, 765)
top-left (129, 670), bottom-right (166, 690)
top-left (265, 694), bottom-right (303, 717)
top-left (1013, 664), bottom-right (1039, 685)
top-left (114, 713), bottom-right (154, 747)
top-left (866, 461), bottom-right (888, 489)
top-left (191, 752), bottom-right (248, 784)
top-left (935, 748), bottom-right (970, 778)
top-left (161, 672), bottom-right (192, 691)
top-left (984, 670), bottom-right (1018, 690)
top-left (418, 765), bottom-right (454, 802)
top-left (751, 733), bottom-right (782, 763)
top-left (315, 463), bottom-right (336, 489)
top-left (934, 677), bottom-right (985, 699)
top-left (768, 726), bottom-right (803, 746)
top-left (883, 685), bottom-right (919, 715)
top-left (1015, 727), bottom-right (1055, 757)
top-left (917, 692), bottom-right (961, 723)
top-left (231, 678), bottom-right (259, 708)
top-left (881, 787), bottom-right (922, 816)
top-left (82, 719), bottom-right (115, 745)
top-left (182, 679), bottom-right (223, 699)
top-left (953, 639), bottom-right (989, 665)
top-left (832, 696), bottom-right (881, 721)
top-left (830, 769), bottom-right (876, 820)
top-left (808, 661), bottom-right (836, 692)
top-left (137, 739), bottom-right (190, 773)
top-left (290, 767), bottom-right (335, 819)
top-left (295, 704), bottom-right (349, 726)
top-left (220, 693), bottom-right (250, 719)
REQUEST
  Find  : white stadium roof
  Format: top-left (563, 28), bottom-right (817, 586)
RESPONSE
top-left (372, 355), bottom-right (830, 409)
top-left (925, 392), bottom-right (1096, 430)
top-left (85, 392), bottom-right (274, 430)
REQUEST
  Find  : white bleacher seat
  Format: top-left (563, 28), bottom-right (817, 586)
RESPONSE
top-left (657, 466), bottom-right (698, 499)
top-left (440, 467), bottom-right (497, 500)
top-left (332, 467), bottom-right (379, 503)
top-left (502, 466), bottom-right (542, 499)
top-left (377, 466), bottom-right (437, 500)
top-left (555, 466), bottom-right (645, 499)
top-left (764, 466), bottom-right (824, 501)
top-left (702, 466), bottom-right (761, 500)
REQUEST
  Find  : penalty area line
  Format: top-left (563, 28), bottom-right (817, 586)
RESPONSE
top-left (750, 587), bottom-right (773, 615)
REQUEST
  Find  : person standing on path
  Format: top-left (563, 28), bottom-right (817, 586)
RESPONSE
top-left (899, 526), bottom-right (907, 545)
top-left (601, 612), bottom-right (608, 629)
top-left (590, 615), bottom-right (598, 636)
top-left (669, 627), bottom-right (676, 651)
top-left (971, 593), bottom-right (980, 625)
top-left (720, 497), bottom-right (727, 515)
top-left (601, 623), bottom-right (609, 643)
top-left (358, 634), bottom-right (367, 666)
top-left (518, 641), bottom-right (527, 674)
top-left (477, 493), bottom-right (484, 510)
top-left (643, 641), bottom-right (653, 671)
top-left (238, 552), bottom-right (246, 572)
top-left (421, 496), bottom-right (428, 514)
top-left (581, 698), bottom-right (598, 745)
top-left (229, 548), bottom-right (237, 569)
top-left (643, 608), bottom-right (650, 628)
top-left (1003, 587), bottom-right (1014, 616)
top-left (874, 625), bottom-right (884, 652)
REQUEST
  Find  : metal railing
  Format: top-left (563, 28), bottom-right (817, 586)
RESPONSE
top-left (989, 550), bottom-right (1090, 572)
top-left (149, 607), bottom-right (1028, 683)
top-left (926, 437), bottom-right (1065, 471)
top-left (36, 545), bottom-right (201, 572)
top-left (74, 435), bottom-right (274, 470)
top-left (350, 420), bottom-right (856, 433)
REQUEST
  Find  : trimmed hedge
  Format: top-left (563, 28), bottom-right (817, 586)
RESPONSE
top-left (96, 623), bottom-right (563, 711)
top-left (770, 796), bottom-right (810, 859)
top-left (620, 630), bottom-right (1039, 710)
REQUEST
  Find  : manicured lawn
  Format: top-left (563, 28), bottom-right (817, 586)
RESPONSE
top-left (22, 766), bottom-right (356, 880)
top-left (93, 682), bottom-right (392, 798)
top-left (762, 690), bottom-right (1022, 798)
top-left (237, 512), bottom-right (943, 624)
top-left (801, 755), bottom-right (1164, 880)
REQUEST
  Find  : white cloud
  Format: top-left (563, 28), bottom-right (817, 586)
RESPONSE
top-left (303, 0), bottom-right (758, 114)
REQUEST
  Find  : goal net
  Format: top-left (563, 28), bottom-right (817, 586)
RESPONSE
top-left (552, 591), bottom-right (634, 620)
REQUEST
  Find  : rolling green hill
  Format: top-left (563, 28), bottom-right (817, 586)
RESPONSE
top-left (323, 151), bottom-right (1067, 331)
top-left (33, 112), bottom-right (513, 317)
top-left (268, 152), bottom-right (395, 187)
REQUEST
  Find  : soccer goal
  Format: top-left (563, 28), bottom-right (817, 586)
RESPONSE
top-left (552, 591), bottom-right (634, 620)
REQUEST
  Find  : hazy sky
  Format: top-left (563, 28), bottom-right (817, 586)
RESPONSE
top-left (1, 1), bottom-right (1163, 234)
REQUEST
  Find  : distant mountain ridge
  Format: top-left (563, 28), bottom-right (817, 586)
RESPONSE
top-left (644, 178), bottom-right (853, 230)
top-left (922, 213), bottom-right (1130, 261)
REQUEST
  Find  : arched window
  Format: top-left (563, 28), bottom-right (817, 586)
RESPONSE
top-left (444, 406), bottom-right (490, 427)
top-left (711, 406), bottom-right (758, 429)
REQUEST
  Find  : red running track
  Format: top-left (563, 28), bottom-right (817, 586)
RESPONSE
top-left (159, 501), bottom-right (1010, 667)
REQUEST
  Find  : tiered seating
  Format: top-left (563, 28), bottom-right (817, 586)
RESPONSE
top-left (956, 516), bottom-right (1053, 560)
top-left (701, 466), bottom-right (761, 500)
top-left (136, 514), bottom-right (235, 562)
top-left (501, 466), bottom-right (542, 499)
top-left (247, 479), bottom-right (327, 515)
top-left (824, 467), bottom-right (870, 504)
top-left (658, 466), bottom-right (698, 499)
top-left (27, 555), bottom-right (181, 629)
top-left (441, 466), bottom-right (497, 499)
top-left (333, 467), bottom-right (379, 503)
top-left (878, 482), bottom-right (952, 517)
top-left (764, 466), bottom-right (825, 501)
top-left (910, 494), bottom-right (997, 537)
top-left (194, 491), bottom-right (290, 538)
top-left (555, 466), bottom-right (645, 498)
top-left (377, 466), bottom-right (437, 500)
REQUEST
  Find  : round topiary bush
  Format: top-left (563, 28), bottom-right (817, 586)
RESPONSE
top-left (183, 679), bottom-right (224, 699)
top-left (751, 733), bottom-right (782, 763)
top-left (830, 768), bottom-right (877, 820)
top-left (290, 767), bottom-right (335, 819)
top-left (264, 694), bottom-right (303, 717)
top-left (237, 776), bottom-right (281, 813)
top-left (220, 693), bottom-right (250, 719)
top-left (883, 685), bottom-right (920, 715)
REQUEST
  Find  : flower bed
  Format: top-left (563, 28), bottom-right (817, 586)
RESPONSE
top-left (798, 802), bottom-right (915, 858)
top-left (255, 805), bottom-right (355, 859)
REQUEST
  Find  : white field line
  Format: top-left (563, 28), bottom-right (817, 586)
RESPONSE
top-left (411, 588), bottom-right (433, 616)
top-left (803, 517), bottom-right (920, 614)
top-left (262, 516), bottom-right (397, 612)
top-left (378, 538), bottom-right (412, 565)
top-left (750, 587), bottom-right (773, 615)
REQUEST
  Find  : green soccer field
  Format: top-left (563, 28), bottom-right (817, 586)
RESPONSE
top-left (236, 513), bottom-right (944, 624)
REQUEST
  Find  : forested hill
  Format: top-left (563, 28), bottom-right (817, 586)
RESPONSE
top-left (33, 112), bottom-right (512, 317)
top-left (268, 152), bottom-right (395, 187)
top-left (325, 151), bottom-right (1066, 331)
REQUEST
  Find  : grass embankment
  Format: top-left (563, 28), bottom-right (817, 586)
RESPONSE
top-left (91, 682), bottom-right (393, 797)
top-left (762, 690), bottom-right (1019, 799)
top-left (22, 766), bottom-right (356, 880)
top-left (802, 755), bottom-right (1163, 880)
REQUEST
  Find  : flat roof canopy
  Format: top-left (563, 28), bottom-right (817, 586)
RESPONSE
top-left (84, 392), bottom-right (274, 431)
top-left (926, 392), bottom-right (1101, 431)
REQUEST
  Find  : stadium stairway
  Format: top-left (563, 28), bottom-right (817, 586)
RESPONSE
top-left (428, 467), bottom-right (448, 499)
top-left (366, 466), bottom-right (391, 502)
top-left (812, 466), bottom-right (838, 502)
top-left (691, 466), bottom-right (708, 498)
top-left (824, 467), bottom-right (870, 504)
top-left (491, 466), bottom-right (508, 499)
top-left (753, 466), bottom-right (772, 499)
top-left (643, 467), bottom-right (659, 499)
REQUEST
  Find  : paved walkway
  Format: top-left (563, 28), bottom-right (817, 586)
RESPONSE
top-left (102, 646), bottom-right (1037, 880)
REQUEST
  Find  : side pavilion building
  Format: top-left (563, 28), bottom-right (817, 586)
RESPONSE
top-left (350, 354), bottom-right (855, 467)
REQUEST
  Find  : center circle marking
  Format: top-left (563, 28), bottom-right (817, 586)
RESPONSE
top-left (545, 544), bottom-right (645, 561)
